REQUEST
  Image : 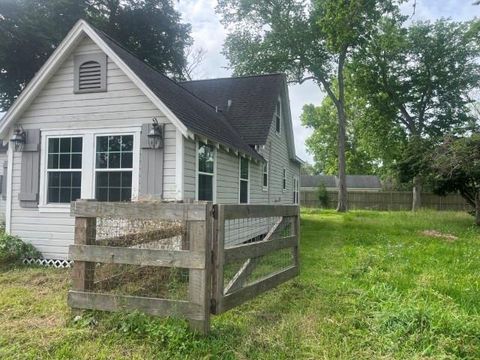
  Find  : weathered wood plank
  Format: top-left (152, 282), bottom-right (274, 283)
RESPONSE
top-left (222, 266), bottom-right (299, 312)
top-left (71, 217), bottom-right (96, 291)
top-left (222, 204), bottom-right (299, 220)
top-left (211, 204), bottom-right (225, 315)
top-left (69, 245), bottom-right (206, 269)
top-left (67, 291), bottom-right (204, 320)
top-left (224, 235), bottom-right (297, 264)
top-left (71, 200), bottom-right (207, 221)
top-left (187, 202), bottom-right (212, 334)
top-left (224, 258), bottom-right (259, 295)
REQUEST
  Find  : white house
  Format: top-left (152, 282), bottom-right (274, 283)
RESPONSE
top-left (0, 20), bottom-right (302, 261)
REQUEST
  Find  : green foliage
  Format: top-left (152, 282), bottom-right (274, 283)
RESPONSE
top-left (317, 182), bottom-right (329, 208)
top-left (0, 0), bottom-right (192, 111)
top-left (431, 134), bottom-right (480, 223)
top-left (0, 233), bottom-right (41, 264)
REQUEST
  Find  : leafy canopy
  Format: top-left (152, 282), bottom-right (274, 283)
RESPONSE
top-left (0, 0), bottom-right (192, 111)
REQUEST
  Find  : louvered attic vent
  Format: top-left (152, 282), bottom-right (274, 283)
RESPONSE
top-left (79, 61), bottom-right (101, 90)
top-left (74, 53), bottom-right (107, 93)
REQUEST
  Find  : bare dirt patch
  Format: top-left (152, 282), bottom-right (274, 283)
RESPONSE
top-left (421, 230), bottom-right (458, 242)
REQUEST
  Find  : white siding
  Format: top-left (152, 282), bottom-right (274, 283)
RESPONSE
top-left (9, 36), bottom-right (177, 259)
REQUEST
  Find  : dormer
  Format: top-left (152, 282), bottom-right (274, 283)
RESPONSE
top-left (73, 53), bottom-right (107, 93)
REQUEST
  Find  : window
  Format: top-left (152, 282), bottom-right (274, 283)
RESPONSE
top-left (95, 135), bottom-right (133, 202)
top-left (239, 157), bottom-right (249, 203)
top-left (197, 142), bottom-right (215, 201)
top-left (275, 99), bottom-right (281, 134)
top-left (293, 176), bottom-right (299, 204)
top-left (263, 161), bottom-right (268, 190)
top-left (282, 168), bottom-right (287, 191)
top-left (74, 53), bottom-right (107, 93)
top-left (46, 137), bottom-right (82, 203)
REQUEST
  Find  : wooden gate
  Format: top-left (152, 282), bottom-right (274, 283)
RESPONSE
top-left (211, 204), bottom-right (300, 314)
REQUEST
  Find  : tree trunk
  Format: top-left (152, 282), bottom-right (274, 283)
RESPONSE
top-left (412, 176), bottom-right (422, 212)
top-left (475, 192), bottom-right (480, 226)
top-left (336, 107), bottom-right (348, 212)
top-left (336, 48), bottom-right (348, 213)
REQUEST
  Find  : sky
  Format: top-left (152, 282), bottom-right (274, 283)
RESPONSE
top-left (176, 0), bottom-right (480, 163)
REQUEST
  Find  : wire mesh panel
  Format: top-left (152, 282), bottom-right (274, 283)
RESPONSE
top-left (212, 205), bottom-right (300, 314)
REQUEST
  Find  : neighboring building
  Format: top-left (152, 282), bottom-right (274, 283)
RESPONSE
top-left (0, 20), bottom-right (301, 260)
top-left (301, 175), bottom-right (382, 192)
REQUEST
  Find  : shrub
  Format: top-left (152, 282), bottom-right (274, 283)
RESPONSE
top-left (0, 233), bottom-right (41, 264)
top-left (317, 182), bottom-right (330, 208)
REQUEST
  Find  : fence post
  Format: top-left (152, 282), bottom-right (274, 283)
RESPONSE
top-left (187, 202), bottom-right (212, 334)
top-left (293, 206), bottom-right (300, 269)
top-left (71, 216), bottom-right (96, 292)
top-left (211, 204), bottom-right (225, 315)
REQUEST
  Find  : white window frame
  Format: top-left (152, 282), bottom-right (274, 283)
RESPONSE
top-left (239, 156), bottom-right (250, 204)
top-left (195, 140), bottom-right (216, 203)
top-left (275, 98), bottom-right (281, 136)
top-left (44, 135), bottom-right (83, 205)
top-left (282, 168), bottom-right (287, 192)
top-left (262, 160), bottom-right (268, 191)
top-left (39, 127), bottom-right (140, 212)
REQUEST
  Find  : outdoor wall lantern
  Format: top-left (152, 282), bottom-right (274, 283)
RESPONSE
top-left (10, 126), bottom-right (26, 152)
top-left (148, 117), bottom-right (163, 149)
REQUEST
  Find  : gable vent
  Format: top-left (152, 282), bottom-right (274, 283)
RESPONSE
top-left (78, 61), bottom-right (102, 90)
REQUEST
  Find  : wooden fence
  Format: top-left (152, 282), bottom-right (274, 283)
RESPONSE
top-left (301, 190), bottom-right (471, 211)
top-left (68, 200), bottom-right (300, 334)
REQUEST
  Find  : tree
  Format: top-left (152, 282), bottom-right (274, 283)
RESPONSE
top-left (300, 162), bottom-right (319, 176)
top-left (0, 0), bottom-right (192, 111)
top-left (353, 19), bottom-right (480, 210)
top-left (431, 134), bottom-right (480, 225)
top-left (216, 0), bottom-right (403, 212)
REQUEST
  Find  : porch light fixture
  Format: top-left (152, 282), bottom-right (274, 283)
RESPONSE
top-left (148, 118), bottom-right (163, 149)
top-left (10, 126), bottom-right (26, 152)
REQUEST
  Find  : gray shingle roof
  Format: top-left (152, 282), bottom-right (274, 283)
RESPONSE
top-left (180, 74), bottom-right (284, 145)
top-left (301, 175), bottom-right (336, 188)
top-left (92, 27), bottom-right (263, 160)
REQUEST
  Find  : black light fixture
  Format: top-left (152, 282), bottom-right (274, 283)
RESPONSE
top-left (148, 118), bottom-right (163, 149)
top-left (10, 126), bottom-right (26, 152)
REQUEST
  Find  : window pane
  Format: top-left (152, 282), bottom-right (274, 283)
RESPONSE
top-left (121, 135), bottom-right (134, 151)
top-left (48, 138), bottom-right (59, 153)
top-left (240, 180), bottom-right (248, 203)
top-left (276, 116), bottom-right (281, 132)
top-left (121, 188), bottom-right (132, 201)
top-left (71, 154), bottom-right (82, 169)
top-left (72, 172), bottom-right (81, 187)
top-left (108, 188), bottom-right (121, 202)
top-left (59, 154), bottom-right (70, 169)
top-left (198, 143), bottom-right (214, 173)
top-left (97, 136), bottom-right (108, 152)
top-left (96, 187), bottom-right (108, 201)
top-left (240, 158), bottom-right (248, 179)
top-left (121, 172), bottom-right (132, 186)
top-left (72, 137), bottom-right (82, 153)
top-left (60, 138), bottom-right (71, 153)
top-left (198, 174), bottom-right (213, 201)
top-left (121, 152), bottom-right (132, 168)
top-left (48, 154), bottom-right (58, 169)
top-left (108, 152), bottom-right (121, 168)
top-left (96, 153), bottom-right (108, 168)
top-left (60, 172), bottom-right (71, 187)
top-left (109, 172), bottom-right (121, 187)
top-left (263, 173), bottom-right (268, 187)
top-left (108, 136), bottom-right (121, 152)
top-left (49, 172), bottom-right (59, 187)
top-left (48, 187), bottom-right (59, 203)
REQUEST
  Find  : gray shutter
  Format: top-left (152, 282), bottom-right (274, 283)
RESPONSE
top-left (1, 161), bottom-right (7, 200)
top-left (139, 123), bottom-right (164, 199)
top-left (19, 129), bottom-right (41, 208)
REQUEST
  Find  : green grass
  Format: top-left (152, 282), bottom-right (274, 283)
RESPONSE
top-left (1, 210), bottom-right (479, 359)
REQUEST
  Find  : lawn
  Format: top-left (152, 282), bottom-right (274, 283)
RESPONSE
top-left (0, 210), bottom-right (479, 359)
